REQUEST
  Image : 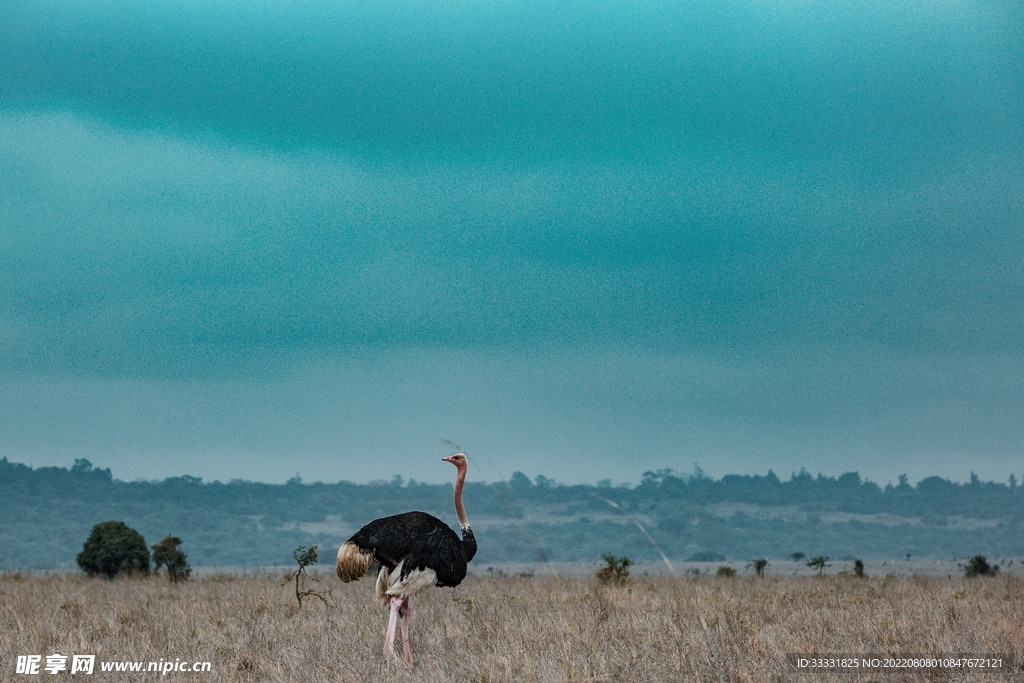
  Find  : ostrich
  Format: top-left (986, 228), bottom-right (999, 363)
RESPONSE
top-left (336, 453), bottom-right (477, 668)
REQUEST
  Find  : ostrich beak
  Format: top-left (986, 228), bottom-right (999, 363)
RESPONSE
top-left (442, 455), bottom-right (455, 464)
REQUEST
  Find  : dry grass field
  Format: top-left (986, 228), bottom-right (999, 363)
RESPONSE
top-left (3, 570), bottom-right (1023, 682)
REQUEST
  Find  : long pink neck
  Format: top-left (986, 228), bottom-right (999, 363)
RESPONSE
top-left (453, 464), bottom-right (469, 529)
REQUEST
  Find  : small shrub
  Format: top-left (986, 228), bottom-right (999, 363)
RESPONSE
top-left (964, 555), bottom-right (998, 577)
top-left (285, 545), bottom-right (332, 606)
top-left (716, 565), bottom-right (736, 577)
top-left (853, 559), bottom-right (866, 578)
top-left (152, 536), bottom-right (192, 582)
top-left (806, 556), bottom-right (831, 576)
top-left (596, 554), bottom-right (631, 584)
top-left (77, 521), bottom-right (150, 579)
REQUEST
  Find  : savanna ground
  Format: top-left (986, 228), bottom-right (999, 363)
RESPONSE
top-left (2, 569), bottom-right (1023, 682)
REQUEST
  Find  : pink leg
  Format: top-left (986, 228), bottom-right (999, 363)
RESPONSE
top-left (383, 596), bottom-right (402, 659)
top-left (399, 599), bottom-right (413, 668)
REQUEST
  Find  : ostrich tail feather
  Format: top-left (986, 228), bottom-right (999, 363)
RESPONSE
top-left (336, 541), bottom-right (372, 582)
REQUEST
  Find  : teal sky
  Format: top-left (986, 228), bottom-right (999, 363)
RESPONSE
top-left (1, 0), bottom-right (1022, 485)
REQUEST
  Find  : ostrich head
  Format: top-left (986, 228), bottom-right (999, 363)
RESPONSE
top-left (442, 453), bottom-right (467, 469)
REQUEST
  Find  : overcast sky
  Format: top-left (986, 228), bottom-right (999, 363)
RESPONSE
top-left (1, 0), bottom-right (1022, 486)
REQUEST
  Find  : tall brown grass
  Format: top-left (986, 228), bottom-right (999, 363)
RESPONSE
top-left (2, 571), bottom-right (1022, 681)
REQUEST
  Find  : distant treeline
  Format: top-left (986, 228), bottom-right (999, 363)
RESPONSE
top-left (506, 466), bottom-right (1023, 518)
top-left (653, 467), bottom-right (1024, 519)
top-left (2, 458), bottom-right (1022, 569)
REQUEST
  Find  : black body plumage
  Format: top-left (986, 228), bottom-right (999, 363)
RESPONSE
top-left (347, 511), bottom-right (477, 587)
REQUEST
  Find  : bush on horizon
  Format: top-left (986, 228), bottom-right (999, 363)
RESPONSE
top-left (152, 536), bottom-right (191, 582)
top-left (77, 521), bottom-right (150, 579)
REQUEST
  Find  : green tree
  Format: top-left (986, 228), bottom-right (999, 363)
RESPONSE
top-left (806, 556), bottom-right (831, 576)
top-left (964, 555), bottom-right (998, 577)
top-left (751, 558), bottom-right (768, 577)
top-left (596, 554), bottom-right (631, 584)
top-left (152, 536), bottom-right (191, 582)
top-left (77, 521), bottom-right (150, 578)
